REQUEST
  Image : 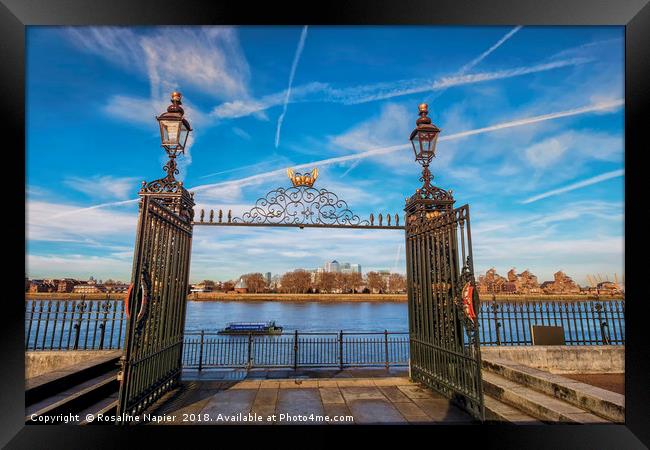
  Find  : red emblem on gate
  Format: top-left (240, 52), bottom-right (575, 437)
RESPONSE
top-left (462, 282), bottom-right (478, 322)
top-left (124, 283), bottom-right (134, 318)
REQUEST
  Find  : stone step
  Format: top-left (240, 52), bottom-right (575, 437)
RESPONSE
top-left (482, 371), bottom-right (610, 423)
top-left (482, 357), bottom-right (624, 422)
top-left (25, 370), bottom-right (118, 423)
top-left (483, 395), bottom-right (543, 424)
top-left (26, 351), bottom-right (121, 407)
top-left (77, 394), bottom-right (118, 425)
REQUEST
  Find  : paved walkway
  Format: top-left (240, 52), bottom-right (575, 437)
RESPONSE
top-left (145, 368), bottom-right (475, 425)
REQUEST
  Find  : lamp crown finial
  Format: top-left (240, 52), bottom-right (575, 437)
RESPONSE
top-left (416, 103), bottom-right (431, 126)
top-left (167, 91), bottom-right (184, 114)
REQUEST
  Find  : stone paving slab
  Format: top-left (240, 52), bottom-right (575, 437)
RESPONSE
top-left (200, 389), bottom-right (258, 424)
top-left (413, 398), bottom-right (474, 423)
top-left (393, 400), bottom-right (433, 423)
top-left (279, 379), bottom-right (319, 388)
top-left (320, 387), bottom-right (345, 404)
top-left (397, 384), bottom-right (442, 400)
top-left (276, 388), bottom-right (325, 424)
top-left (323, 403), bottom-right (354, 424)
top-left (147, 369), bottom-right (475, 425)
top-left (378, 385), bottom-right (412, 403)
top-left (347, 399), bottom-right (408, 424)
top-left (340, 386), bottom-right (386, 401)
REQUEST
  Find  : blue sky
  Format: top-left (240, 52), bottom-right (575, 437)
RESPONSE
top-left (26, 26), bottom-right (624, 285)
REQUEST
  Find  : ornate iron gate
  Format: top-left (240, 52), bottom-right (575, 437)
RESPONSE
top-left (117, 176), bottom-right (194, 416)
top-left (404, 174), bottom-right (484, 420)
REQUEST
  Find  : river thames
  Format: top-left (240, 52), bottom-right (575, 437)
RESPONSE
top-left (184, 301), bottom-right (408, 333)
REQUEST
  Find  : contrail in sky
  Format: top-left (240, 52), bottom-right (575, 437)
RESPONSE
top-left (53, 99), bottom-right (624, 215)
top-left (521, 169), bottom-right (624, 204)
top-left (342, 26), bottom-right (523, 178)
top-left (191, 98), bottom-right (624, 194)
top-left (391, 243), bottom-right (403, 272)
top-left (275, 26), bottom-right (308, 148)
top-left (50, 198), bottom-right (139, 218)
top-left (460, 26), bottom-right (522, 75)
top-left (426, 26), bottom-right (522, 103)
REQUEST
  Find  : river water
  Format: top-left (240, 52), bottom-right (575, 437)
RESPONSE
top-left (184, 301), bottom-right (408, 333)
top-left (24, 298), bottom-right (625, 350)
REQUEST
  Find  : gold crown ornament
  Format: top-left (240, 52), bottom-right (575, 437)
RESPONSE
top-left (287, 168), bottom-right (318, 187)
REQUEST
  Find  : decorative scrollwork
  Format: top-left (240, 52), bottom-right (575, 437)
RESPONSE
top-left (232, 185), bottom-right (370, 226)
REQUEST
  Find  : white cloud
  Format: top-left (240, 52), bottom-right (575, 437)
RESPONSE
top-left (525, 138), bottom-right (568, 169)
top-left (67, 26), bottom-right (251, 101)
top-left (332, 103), bottom-right (410, 152)
top-left (211, 82), bottom-right (327, 119)
top-left (64, 175), bottom-right (140, 200)
top-left (27, 200), bottom-right (137, 243)
top-left (524, 130), bottom-right (623, 169)
top-left (27, 253), bottom-right (133, 281)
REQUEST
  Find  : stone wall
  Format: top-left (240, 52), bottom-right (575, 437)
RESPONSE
top-left (481, 346), bottom-right (624, 374)
top-left (25, 350), bottom-right (121, 379)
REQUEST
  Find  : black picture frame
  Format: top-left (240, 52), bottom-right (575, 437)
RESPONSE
top-left (4, 0), bottom-right (648, 447)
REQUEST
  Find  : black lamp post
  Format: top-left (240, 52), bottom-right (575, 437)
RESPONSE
top-left (409, 103), bottom-right (440, 190)
top-left (156, 91), bottom-right (192, 181)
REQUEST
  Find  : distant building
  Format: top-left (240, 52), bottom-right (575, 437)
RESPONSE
top-left (56, 278), bottom-right (79, 293)
top-left (323, 260), bottom-right (360, 274)
top-left (234, 277), bottom-right (248, 293)
top-left (340, 263), bottom-right (361, 274)
top-left (541, 271), bottom-right (580, 294)
top-left (478, 268), bottom-right (508, 294)
top-left (596, 281), bottom-right (621, 295)
top-left (265, 272), bottom-right (272, 285)
top-left (73, 283), bottom-right (107, 294)
top-left (506, 268), bottom-right (541, 294)
top-left (105, 283), bottom-right (129, 294)
top-left (270, 274), bottom-right (281, 290)
top-left (190, 281), bottom-right (215, 293)
top-left (325, 260), bottom-right (340, 273)
top-left (29, 280), bottom-right (56, 293)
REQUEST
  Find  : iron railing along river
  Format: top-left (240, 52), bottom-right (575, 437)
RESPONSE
top-left (25, 297), bottom-right (624, 353)
top-left (477, 298), bottom-right (625, 346)
top-left (182, 331), bottom-right (410, 369)
top-left (25, 298), bottom-right (125, 350)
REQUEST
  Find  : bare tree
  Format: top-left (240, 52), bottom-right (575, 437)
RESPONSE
top-left (347, 272), bottom-right (363, 293)
top-left (388, 273), bottom-right (406, 293)
top-left (242, 273), bottom-right (267, 293)
top-left (317, 271), bottom-right (337, 293)
top-left (366, 272), bottom-right (387, 293)
top-left (280, 270), bottom-right (313, 293)
top-left (293, 270), bottom-right (312, 293)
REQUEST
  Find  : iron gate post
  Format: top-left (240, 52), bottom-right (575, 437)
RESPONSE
top-left (384, 330), bottom-right (389, 369)
top-left (293, 330), bottom-right (299, 370)
top-left (247, 333), bottom-right (253, 369)
top-left (198, 330), bottom-right (205, 371)
top-left (339, 330), bottom-right (344, 370)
